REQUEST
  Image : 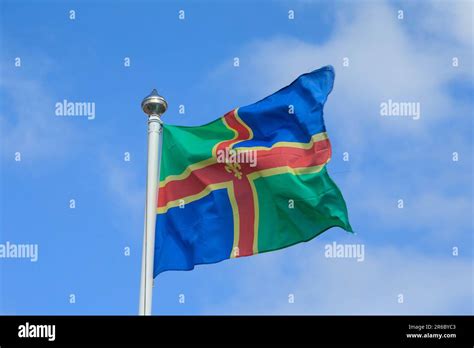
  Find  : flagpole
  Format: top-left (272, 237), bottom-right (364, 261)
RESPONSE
top-left (139, 89), bottom-right (167, 315)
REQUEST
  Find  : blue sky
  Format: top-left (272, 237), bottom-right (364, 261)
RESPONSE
top-left (0, 0), bottom-right (472, 315)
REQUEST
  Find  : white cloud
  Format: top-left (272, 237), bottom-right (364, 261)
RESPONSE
top-left (99, 153), bottom-right (145, 232)
top-left (411, 0), bottom-right (474, 49)
top-left (201, 241), bottom-right (472, 314)
top-left (0, 61), bottom-right (80, 161)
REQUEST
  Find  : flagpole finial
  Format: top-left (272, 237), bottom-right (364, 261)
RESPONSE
top-left (141, 89), bottom-right (168, 117)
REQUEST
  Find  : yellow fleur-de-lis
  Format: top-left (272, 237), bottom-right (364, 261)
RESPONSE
top-left (225, 162), bottom-right (242, 179)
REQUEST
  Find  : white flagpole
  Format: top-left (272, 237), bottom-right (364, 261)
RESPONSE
top-left (139, 89), bottom-right (167, 315)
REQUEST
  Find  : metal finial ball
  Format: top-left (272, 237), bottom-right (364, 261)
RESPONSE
top-left (141, 89), bottom-right (168, 116)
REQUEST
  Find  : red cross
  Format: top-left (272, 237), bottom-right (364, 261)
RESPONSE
top-left (157, 109), bottom-right (332, 257)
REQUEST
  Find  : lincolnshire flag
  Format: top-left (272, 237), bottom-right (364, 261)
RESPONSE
top-left (154, 65), bottom-right (352, 276)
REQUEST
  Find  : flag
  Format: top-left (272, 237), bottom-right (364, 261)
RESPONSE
top-left (154, 65), bottom-right (352, 276)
